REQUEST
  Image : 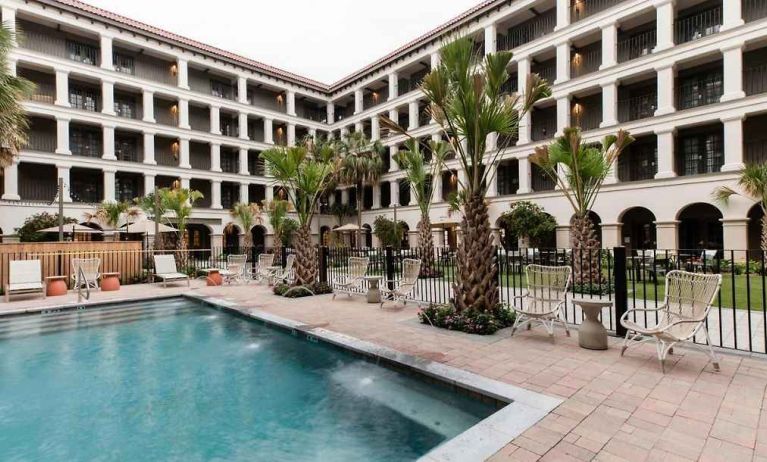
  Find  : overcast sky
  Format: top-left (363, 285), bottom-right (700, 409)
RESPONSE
top-left (82, 0), bottom-right (481, 84)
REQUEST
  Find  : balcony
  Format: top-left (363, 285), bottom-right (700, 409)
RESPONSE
top-left (531, 106), bottom-right (557, 141)
top-left (190, 142), bottom-right (211, 171)
top-left (154, 98), bottom-right (179, 127)
top-left (70, 168), bottom-right (103, 203)
top-left (249, 184), bottom-right (266, 204)
top-left (189, 105), bottom-right (211, 132)
top-left (570, 0), bottom-right (623, 22)
top-left (571, 44), bottom-right (601, 79)
top-left (501, 73), bottom-right (518, 95)
top-left (248, 86), bottom-right (285, 113)
top-left (221, 182), bottom-right (239, 209)
top-left (221, 148), bottom-right (239, 174)
top-left (69, 85), bottom-right (101, 112)
top-left (617, 27), bottom-right (656, 63)
top-left (112, 48), bottom-right (176, 86)
top-left (745, 0), bottom-right (767, 22)
top-left (18, 68), bottom-right (55, 104)
top-left (675, 124), bottom-right (724, 176)
top-left (190, 179), bottom-right (212, 208)
top-left (220, 115), bottom-right (239, 138)
top-left (571, 94), bottom-right (602, 132)
top-left (532, 164), bottom-right (555, 191)
top-left (115, 172), bottom-right (143, 202)
top-left (155, 137), bottom-right (179, 167)
top-left (675, 4), bottom-right (722, 45)
top-left (499, 9), bottom-right (556, 50)
top-left (617, 93), bottom-right (656, 122)
top-left (398, 69), bottom-right (429, 94)
top-left (114, 92), bottom-right (140, 119)
top-left (618, 136), bottom-right (657, 182)
top-left (497, 160), bottom-right (519, 196)
top-left (745, 49), bottom-right (767, 96)
top-left (189, 68), bottom-right (236, 101)
top-left (70, 124), bottom-right (102, 158)
top-left (745, 114), bottom-right (767, 164)
top-left (115, 132), bottom-right (143, 163)
top-left (18, 20), bottom-right (99, 66)
top-left (18, 163), bottom-right (57, 202)
top-left (531, 58), bottom-right (556, 85)
top-left (25, 117), bottom-right (56, 153)
top-left (676, 65), bottom-right (723, 110)
top-left (249, 151), bottom-right (266, 176)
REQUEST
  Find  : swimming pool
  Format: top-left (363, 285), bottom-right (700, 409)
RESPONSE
top-left (0, 298), bottom-right (500, 461)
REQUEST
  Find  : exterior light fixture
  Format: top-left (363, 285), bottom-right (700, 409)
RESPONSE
top-left (170, 64), bottom-right (178, 76)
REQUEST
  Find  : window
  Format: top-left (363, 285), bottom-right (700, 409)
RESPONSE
top-left (70, 127), bottom-right (101, 157)
top-left (678, 131), bottom-right (723, 175)
top-left (677, 69), bottom-right (723, 109)
top-left (210, 79), bottom-right (231, 99)
top-left (113, 52), bottom-right (135, 75)
top-left (116, 175), bottom-right (140, 202)
top-left (69, 86), bottom-right (99, 112)
top-left (114, 96), bottom-right (136, 119)
top-left (66, 40), bottom-right (98, 65)
top-left (497, 162), bottom-right (519, 195)
top-left (618, 141), bottom-right (657, 182)
top-left (115, 135), bottom-right (139, 162)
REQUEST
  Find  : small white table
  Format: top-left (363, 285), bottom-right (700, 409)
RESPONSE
top-left (266, 265), bottom-right (283, 285)
top-left (364, 276), bottom-right (383, 304)
top-left (572, 298), bottom-right (613, 350)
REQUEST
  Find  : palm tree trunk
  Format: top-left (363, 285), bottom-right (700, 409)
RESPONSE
top-left (175, 231), bottom-right (188, 270)
top-left (453, 193), bottom-right (498, 312)
top-left (761, 214), bottom-right (767, 253)
top-left (293, 224), bottom-right (317, 285)
top-left (273, 234), bottom-right (283, 266)
top-left (357, 183), bottom-right (363, 248)
top-left (418, 213), bottom-right (437, 277)
top-left (570, 214), bottom-right (602, 286)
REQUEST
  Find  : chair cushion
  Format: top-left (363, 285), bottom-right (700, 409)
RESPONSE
top-left (9, 282), bottom-right (44, 291)
top-left (156, 272), bottom-right (188, 280)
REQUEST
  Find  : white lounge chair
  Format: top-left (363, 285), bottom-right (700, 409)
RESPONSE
top-left (332, 257), bottom-right (369, 299)
top-left (380, 258), bottom-right (421, 308)
top-left (270, 254), bottom-right (295, 285)
top-left (251, 253), bottom-right (276, 283)
top-left (220, 254), bottom-right (248, 285)
top-left (153, 255), bottom-right (190, 288)
top-left (510, 265), bottom-right (572, 338)
top-left (620, 270), bottom-right (722, 372)
top-left (71, 258), bottom-right (101, 291)
top-left (5, 260), bottom-right (46, 302)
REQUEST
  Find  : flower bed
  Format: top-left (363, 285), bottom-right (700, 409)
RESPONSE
top-left (418, 304), bottom-right (516, 335)
top-left (273, 282), bottom-right (333, 298)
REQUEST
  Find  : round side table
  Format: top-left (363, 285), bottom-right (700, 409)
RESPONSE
top-left (100, 272), bottom-right (121, 291)
top-left (45, 276), bottom-right (68, 297)
top-left (572, 298), bottom-right (613, 350)
top-left (200, 268), bottom-right (222, 286)
top-left (364, 276), bottom-right (382, 303)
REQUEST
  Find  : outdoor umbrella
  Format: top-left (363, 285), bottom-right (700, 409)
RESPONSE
top-left (333, 223), bottom-right (361, 232)
top-left (120, 220), bottom-right (176, 235)
top-left (38, 223), bottom-right (104, 234)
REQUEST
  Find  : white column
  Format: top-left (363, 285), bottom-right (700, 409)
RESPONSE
top-left (210, 142), bottom-right (221, 172)
top-left (142, 90), bottom-right (155, 122)
top-left (354, 121), bottom-right (363, 133)
top-left (209, 105), bottom-right (221, 135)
top-left (240, 182), bottom-right (249, 204)
top-left (484, 23), bottom-right (497, 55)
top-left (518, 112), bottom-right (531, 145)
top-left (721, 115), bottom-right (745, 172)
top-left (371, 116), bottom-right (380, 141)
top-left (102, 124), bottom-right (115, 160)
top-left (518, 155), bottom-right (531, 194)
top-left (432, 172), bottom-right (443, 203)
top-left (265, 184), bottom-right (274, 202)
top-left (555, 0), bottom-right (570, 30)
top-left (654, 127), bottom-right (676, 179)
top-left (326, 103), bottom-right (335, 124)
top-left (556, 96), bottom-right (570, 135)
top-left (339, 188), bottom-right (348, 205)
top-left (212, 180), bottom-right (222, 209)
top-left (409, 185), bottom-right (417, 206)
top-left (6, 57), bottom-right (16, 77)
top-left (237, 76), bottom-right (248, 104)
top-left (239, 148), bottom-right (249, 175)
top-left (103, 168), bottom-right (116, 202)
top-left (101, 79), bottom-right (115, 115)
top-left (555, 40), bottom-right (570, 84)
top-left (487, 132), bottom-right (498, 151)
top-left (239, 112), bottom-right (249, 140)
top-left (722, 0), bottom-right (744, 30)
top-left (354, 89), bottom-right (364, 114)
top-left (180, 176), bottom-right (190, 190)
top-left (1, 159), bottom-right (20, 200)
top-left (55, 69), bottom-right (70, 107)
top-left (176, 58), bottom-right (189, 90)
top-left (390, 180), bottom-right (400, 206)
top-left (264, 118), bottom-right (274, 144)
top-left (100, 34), bottom-right (113, 70)
top-left (654, 0), bottom-right (675, 52)
top-left (517, 56), bottom-right (530, 94)
top-left (721, 43), bottom-right (745, 102)
top-left (430, 52), bottom-right (441, 69)
top-left (600, 21), bottom-right (617, 70)
top-left (144, 173), bottom-right (155, 196)
top-left (487, 163), bottom-right (498, 197)
top-left (722, 219), bottom-right (749, 258)
top-left (309, 128), bottom-right (317, 140)
top-left (1, 6), bottom-right (16, 39)
top-left (143, 131), bottom-right (156, 165)
top-left (372, 184), bottom-right (382, 209)
top-left (179, 137), bottom-right (191, 169)
top-left (655, 64), bottom-right (676, 116)
top-left (389, 145), bottom-right (399, 172)
top-left (287, 123), bottom-right (296, 146)
top-left (388, 73), bottom-right (398, 100)
top-left (56, 164), bottom-right (72, 202)
top-left (388, 108), bottom-right (399, 128)
top-left (286, 91), bottom-right (296, 116)
top-left (178, 98), bottom-right (190, 129)
top-left (408, 101), bottom-right (419, 129)
top-left (655, 221), bottom-right (679, 250)
top-left (600, 80), bottom-right (618, 127)
top-left (56, 117), bottom-right (71, 155)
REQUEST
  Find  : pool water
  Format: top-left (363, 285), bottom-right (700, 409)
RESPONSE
top-left (0, 298), bottom-right (497, 461)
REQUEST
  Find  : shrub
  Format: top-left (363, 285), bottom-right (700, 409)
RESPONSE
top-left (273, 283), bottom-right (290, 296)
top-left (573, 282), bottom-right (612, 296)
top-left (418, 304), bottom-right (516, 335)
top-left (17, 212), bottom-right (78, 242)
top-left (283, 286), bottom-right (314, 298)
top-left (273, 281), bottom-right (332, 297)
top-left (310, 281), bottom-right (333, 295)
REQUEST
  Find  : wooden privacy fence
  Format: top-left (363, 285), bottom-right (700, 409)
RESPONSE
top-left (0, 242), bottom-right (145, 288)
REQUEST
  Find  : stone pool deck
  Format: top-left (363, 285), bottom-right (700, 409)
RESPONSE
top-left (3, 281), bottom-right (767, 461)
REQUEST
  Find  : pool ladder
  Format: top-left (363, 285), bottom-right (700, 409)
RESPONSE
top-left (75, 266), bottom-right (90, 303)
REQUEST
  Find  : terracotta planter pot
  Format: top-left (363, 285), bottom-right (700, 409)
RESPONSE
top-left (206, 271), bottom-right (222, 286)
top-left (46, 278), bottom-right (67, 297)
top-left (100, 273), bottom-right (121, 291)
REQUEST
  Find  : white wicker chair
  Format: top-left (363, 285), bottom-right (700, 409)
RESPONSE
top-left (510, 265), bottom-right (572, 337)
top-left (380, 258), bottom-right (421, 308)
top-left (251, 253), bottom-right (276, 283)
top-left (270, 254), bottom-right (295, 285)
top-left (71, 258), bottom-right (101, 291)
top-left (220, 254), bottom-right (248, 284)
top-left (620, 270), bottom-right (722, 372)
top-left (332, 257), bottom-right (369, 299)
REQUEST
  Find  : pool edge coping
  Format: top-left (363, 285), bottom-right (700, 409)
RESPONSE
top-left (190, 293), bottom-right (564, 462)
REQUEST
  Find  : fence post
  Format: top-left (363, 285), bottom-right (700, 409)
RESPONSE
top-left (613, 246), bottom-right (628, 337)
top-left (385, 245), bottom-right (395, 290)
top-left (281, 246), bottom-right (288, 268)
top-left (319, 246), bottom-right (328, 283)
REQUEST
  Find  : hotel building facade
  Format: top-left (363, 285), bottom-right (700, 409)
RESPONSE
top-left (0, 0), bottom-right (766, 253)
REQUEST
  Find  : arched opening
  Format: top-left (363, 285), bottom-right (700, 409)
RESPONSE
top-left (362, 224), bottom-right (372, 248)
top-left (748, 204), bottom-right (764, 253)
top-left (569, 211), bottom-right (601, 245)
top-left (319, 225), bottom-right (331, 246)
top-left (0, 227), bottom-right (3, 243)
top-left (223, 224), bottom-right (241, 252)
top-left (496, 217), bottom-right (517, 250)
top-left (678, 203), bottom-right (723, 251)
top-left (400, 223), bottom-right (410, 249)
top-left (251, 225), bottom-right (266, 250)
top-left (620, 207), bottom-right (657, 253)
top-left (186, 224), bottom-right (211, 251)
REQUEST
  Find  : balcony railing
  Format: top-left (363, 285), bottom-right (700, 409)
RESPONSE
top-left (746, 139), bottom-right (767, 164)
top-left (531, 61), bottom-right (556, 85)
top-left (618, 145), bottom-right (657, 182)
top-left (29, 82), bottom-right (55, 104)
top-left (617, 29), bottom-right (656, 63)
top-left (571, 47), bottom-right (602, 78)
top-left (570, 0), bottom-right (623, 22)
top-left (499, 9), bottom-right (556, 50)
top-left (675, 6), bottom-right (722, 44)
top-left (25, 130), bottom-right (56, 152)
top-left (532, 166), bottom-right (555, 191)
top-left (221, 155), bottom-right (238, 174)
top-left (220, 121), bottom-right (238, 138)
top-left (572, 105), bottom-right (601, 132)
top-left (744, 0), bottom-right (767, 22)
top-left (501, 76), bottom-right (518, 95)
top-left (69, 88), bottom-right (100, 112)
top-left (115, 139), bottom-right (141, 163)
top-left (676, 74), bottom-right (723, 110)
top-left (745, 63), bottom-right (767, 96)
top-left (617, 93), bottom-right (657, 122)
top-left (531, 111), bottom-right (557, 141)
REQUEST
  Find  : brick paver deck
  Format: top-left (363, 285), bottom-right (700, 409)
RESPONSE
top-left (3, 281), bottom-right (767, 461)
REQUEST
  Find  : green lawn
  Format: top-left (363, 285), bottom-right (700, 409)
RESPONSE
top-left (628, 273), bottom-right (767, 311)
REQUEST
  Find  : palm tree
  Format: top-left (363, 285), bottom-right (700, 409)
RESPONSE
top-left (530, 127), bottom-right (634, 285)
top-left (337, 131), bottom-right (385, 247)
top-left (163, 188), bottom-right (203, 252)
top-left (395, 138), bottom-right (451, 276)
top-left (261, 140), bottom-right (337, 285)
top-left (85, 201), bottom-right (130, 230)
top-left (0, 24), bottom-right (34, 167)
top-left (382, 36), bottom-right (550, 313)
top-left (264, 199), bottom-right (290, 263)
top-left (136, 190), bottom-right (170, 250)
top-left (228, 202), bottom-right (261, 249)
top-left (714, 163), bottom-right (767, 251)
